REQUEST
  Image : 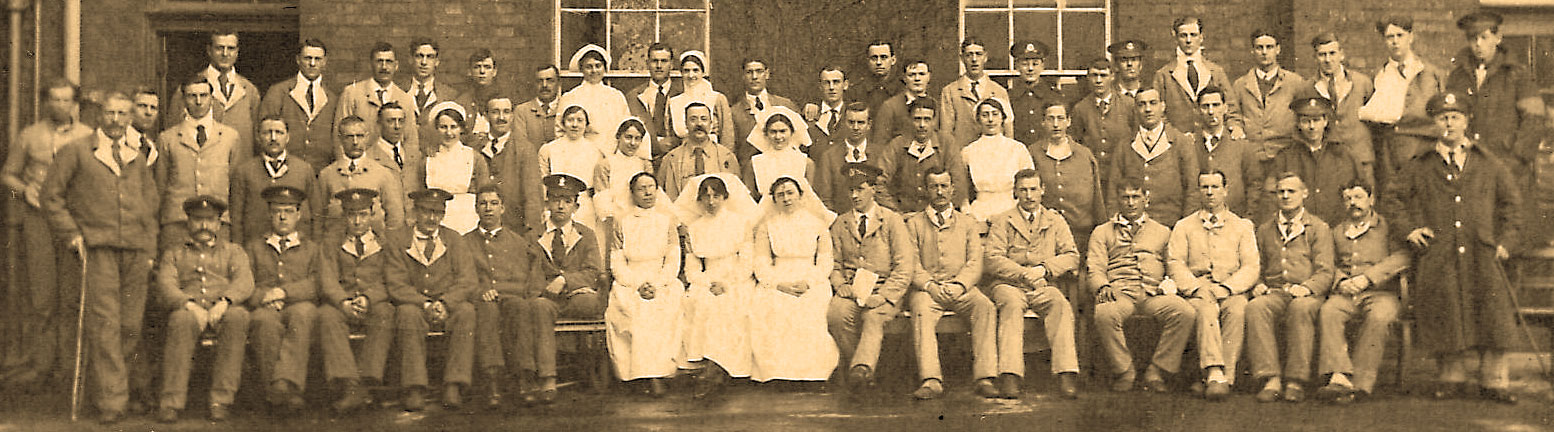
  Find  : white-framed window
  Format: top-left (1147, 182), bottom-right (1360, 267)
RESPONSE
top-left (958, 0), bottom-right (1112, 77)
top-left (555, 0), bottom-right (711, 77)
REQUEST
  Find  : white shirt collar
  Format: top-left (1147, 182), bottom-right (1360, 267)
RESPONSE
top-left (267, 231), bottom-right (302, 253)
top-left (1045, 136), bottom-right (1074, 160)
top-left (1176, 47), bottom-right (1204, 65)
top-left (1254, 66), bottom-right (1281, 81)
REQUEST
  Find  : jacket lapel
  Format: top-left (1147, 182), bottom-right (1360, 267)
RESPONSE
top-left (1171, 64), bottom-right (1194, 99)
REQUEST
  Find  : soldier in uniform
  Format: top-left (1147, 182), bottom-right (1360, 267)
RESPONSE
top-left (245, 186), bottom-right (321, 412)
top-left (315, 188), bottom-right (389, 413)
top-left (1008, 40), bottom-right (1068, 147)
top-left (387, 188), bottom-right (477, 410)
top-left (826, 163), bottom-right (914, 393)
top-left (1245, 173), bottom-right (1335, 403)
top-left (155, 196), bottom-right (253, 423)
top-left (522, 174), bottom-right (606, 403)
top-left (1070, 56), bottom-right (1137, 193)
top-left (464, 184), bottom-right (546, 408)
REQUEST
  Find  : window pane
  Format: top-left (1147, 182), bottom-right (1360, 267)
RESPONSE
top-left (562, 0), bottom-right (605, 9)
top-left (1012, 11), bottom-right (1056, 68)
top-left (613, 0), bottom-right (655, 9)
top-left (611, 12), bottom-right (655, 71)
top-left (966, 11), bottom-right (1011, 71)
top-left (1059, 12), bottom-right (1105, 70)
top-left (1014, 0), bottom-right (1059, 6)
top-left (1064, 0), bottom-right (1105, 8)
top-left (660, 0), bottom-right (705, 9)
top-left (967, 0), bottom-right (1011, 7)
top-left (1533, 36), bottom-right (1554, 92)
top-left (561, 10), bottom-right (606, 68)
top-left (661, 12), bottom-right (707, 58)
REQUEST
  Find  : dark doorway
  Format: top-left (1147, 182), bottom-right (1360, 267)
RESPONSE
top-left (157, 30), bottom-right (300, 116)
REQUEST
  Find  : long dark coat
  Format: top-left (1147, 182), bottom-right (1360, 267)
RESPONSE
top-left (1382, 142), bottom-right (1522, 352)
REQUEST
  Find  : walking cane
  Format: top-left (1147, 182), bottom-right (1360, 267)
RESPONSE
top-left (69, 248), bottom-right (88, 422)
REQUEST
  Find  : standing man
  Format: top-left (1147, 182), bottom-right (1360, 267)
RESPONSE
top-left (872, 59), bottom-right (934, 147)
top-left (1245, 172), bottom-right (1335, 403)
top-left (1446, 11), bottom-right (1547, 176)
top-left (229, 116), bottom-right (318, 245)
top-left (1069, 57), bottom-right (1136, 193)
top-left (337, 42), bottom-right (418, 140)
top-left (315, 189), bottom-right (391, 413)
top-left (805, 66), bottom-right (852, 155)
top-left (131, 86), bottom-right (162, 139)
top-left (1027, 101), bottom-right (1105, 253)
top-left (827, 163), bottom-right (913, 394)
top-left (815, 103), bottom-right (896, 213)
top-left (1191, 86), bottom-right (1262, 221)
top-left (1230, 30), bottom-right (1305, 180)
top-left (940, 39), bottom-right (1012, 147)
top-left (1316, 181), bottom-right (1407, 403)
top-left (626, 43), bottom-right (681, 160)
top-left (260, 38), bottom-right (338, 173)
top-left (888, 98), bottom-right (969, 214)
top-left (407, 37), bottom-right (464, 120)
top-left (38, 91), bottom-right (159, 424)
top-left (984, 169), bottom-right (1081, 399)
top-left (364, 103), bottom-right (424, 201)
top-left (473, 91), bottom-right (542, 233)
top-left (1089, 177), bottom-right (1197, 392)
top-left (731, 58), bottom-right (800, 170)
top-left (1108, 40), bottom-right (1149, 100)
top-left (1153, 17), bottom-right (1236, 131)
top-left (244, 186), bottom-right (321, 413)
top-left (1360, 16), bottom-right (1446, 187)
top-left (514, 65), bottom-right (561, 161)
top-left (387, 188), bottom-right (477, 410)
top-left (456, 48), bottom-right (504, 134)
top-left (1109, 88), bottom-right (1201, 224)
top-left (905, 167), bottom-right (996, 399)
top-left (154, 196), bottom-right (253, 423)
top-left (657, 102), bottom-right (740, 199)
top-left (1008, 40), bottom-right (1068, 147)
top-left (1382, 92), bottom-right (1523, 404)
top-left (158, 75), bottom-right (243, 250)
top-left (464, 184), bottom-right (543, 408)
top-left (1307, 33), bottom-right (1376, 184)
top-left (1167, 170), bottom-right (1259, 400)
top-left (168, 30), bottom-right (260, 158)
top-left (317, 116), bottom-right (406, 235)
top-left (850, 40), bottom-right (903, 114)
top-left (1267, 97), bottom-right (1364, 226)
top-left (1, 78), bottom-right (92, 390)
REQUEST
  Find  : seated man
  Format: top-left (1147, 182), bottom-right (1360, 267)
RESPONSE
top-left (156, 196), bottom-right (254, 423)
top-left (245, 186), bottom-right (322, 413)
top-left (827, 163), bottom-right (913, 393)
top-left (387, 188), bottom-right (477, 411)
top-left (1089, 177), bottom-right (1197, 392)
top-left (1316, 181), bottom-right (1407, 403)
top-left (316, 188), bottom-right (391, 413)
top-left (464, 183), bottom-right (548, 408)
top-left (522, 174), bottom-right (606, 402)
top-left (1167, 170), bottom-right (1259, 400)
top-left (985, 169), bottom-right (1080, 399)
top-left (1247, 172), bottom-right (1335, 403)
top-left (904, 167), bottom-right (996, 400)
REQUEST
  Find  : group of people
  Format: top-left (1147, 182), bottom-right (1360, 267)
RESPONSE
top-left (2, 7), bottom-right (1543, 425)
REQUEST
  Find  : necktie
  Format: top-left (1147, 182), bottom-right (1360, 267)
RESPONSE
top-left (375, 89), bottom-right (386, 106)
top-left (1186, 60), bottom-right (1201, 93)
top-left (970, 80), bottom-right (981, 101)
top-left (1026, 212), bottom-right (1035, 225)
top-left (654, 87), bottom-right (669, 135)
top-left (354, 236), bottom-right (366, 257)
top-left (486, 229), bottom-right (498, 242)
top-left (269, 160), bottom-right (284, 177)
top-left (692, 147), bottom-right (707, 176)
top-left (218, 74), bottom-right (232, 100)
top-left (422, 236), bottom-right (436, 259)
top-left (392, 144), bottom-right (404, 168)
top-left (306, 81), bottom-right (317, 114)
top-left (348, 161), bottom-right (358, 174)
top-left (933, 211), bottom-right (945, 228)
top-left (196, 125), bottom-right (208, 147)
top-left (1099, 98), bottom-right (1110, 117)
top-left (542, 102), bottom-right (552, 117)
top-left (1258, 73), bottom-right (1276, 100)
top-left (1281, 220), bottom-right (1294, 241)
top-left (140, 136), bottom-right (153, 161)
top-left (1452, 147), bottom-right (1465, 171)
top-left (850, 147), bottom-right (863, 162)
top-left (416, 86), bottom-right (430, 110)
top-left (858, 214), bottom-right (868, 237)
top-left (1118, 219), bottom-right (1137, 244)
top-left (280, 237), bottom-right (291, 252)
top-left (754, 96), bottom-right (764, 111)
top-left (110, 140), bottom-right (126, 173)
top-left (827, 108), bottom-right (841, 134)
top-left (1397, 63), bottom-right (1407, 79)
top-left (549, 228), bottom-right (566, 265)
top-left (1327, 75), bottom-right (1338, 101)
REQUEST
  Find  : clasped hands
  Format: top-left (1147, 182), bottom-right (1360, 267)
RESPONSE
top-left (341, 295), bottom-right (369, 319)
top-left (422, 299), bottom-right (448, 324)
top-left (184, 298), bottom-right (232, 332)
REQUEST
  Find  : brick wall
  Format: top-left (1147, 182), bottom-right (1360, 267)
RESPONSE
top-left (1290, 0), bottom-right (1479, 75)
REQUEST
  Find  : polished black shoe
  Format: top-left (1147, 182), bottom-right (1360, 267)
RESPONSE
top-left (847, 365), bottom-right (875, 393)
top-left (156, 407), bottom-right (179, 424)
top-left (1056, 373), bottom-right (1079, 399)
top-left (208, 403), bottom-right (230, 422)
top-left (1315, 382), bottom-right (1351, 402)
top-left (1481, 387), bottom-right (1519, 405)
top-left (996, 373), bottom-right (1022, 399)
top-left (974, 378), bottom-right (1001, 398)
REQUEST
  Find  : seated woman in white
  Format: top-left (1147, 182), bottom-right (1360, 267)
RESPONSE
top-left (604, 172), bottom-right (682, 397)
top-left (558, 44), bottom-right (637, 158)
top-left (742, 106), bottom-right (818, 202)
top-left (668, 50), bottom-right (736, 148)
top-left (961, 97), bottom-right (1033, 224)
top-left (672, 173), bottom-right (759, 398)
top-left (593, 117), bottom-right (654, 244)
top-left (748, 176), bottom-right (839, 384)
top-left (422, 101), bottom-right (490, 234)
top-left (537, 104), bottom-right (604, 235)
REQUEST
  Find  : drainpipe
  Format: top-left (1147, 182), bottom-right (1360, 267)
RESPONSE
top-left (63, 0), bottom-right (78, 84)
top-left (7, 0), bottom-right (24, 145)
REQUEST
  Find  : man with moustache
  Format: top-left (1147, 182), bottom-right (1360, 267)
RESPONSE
top-left (167, 30), bottom-right (260, 157)
top-left (1267, 97), bottom-right (1364, 225)
top-left (515, 65), bottom-right (562, 160)
top-left (873, 59), bottom-right (934, 147)
top-left (1230, 30), bottom-right (1306, 180)
top-left (1009, 40), bottom-right (1070, 147)
top-left (627, 43), bottom-right (681, 158)
top-left (260, 39), bottom-right (338, 172)
top-left (658, 103), bottom-right (740, 199)
top-left (731, 58), bottom-right (801, 171)
top-left (229, 116), bottom-right (319, 244)
top-left (318, 117), bottom-right (406, 235)
top-left (365, 102), bottom-right (424, 202)
top-left (471, 91), bottom-right (542, 233)
top-left (904, 167), bottom-right (996, 400)
top-left (37, 91), bottom-right (159, 423)
top-left (155, 196), bottom-right (253, 423)
top-left (1069, 57), bottom-right (1136, 193)
top-left (1315, 181), bottom-right (1407, 403)
top-left (940, 39), bottom-right (1012, 147)
top-left (388, 188), bottom-right (477, 410)
top-left (1108, 88), bottom-right (1201, 224)
top-left (158, 76), bottom-right (243, 251)
top-left (888, 98), bottom-right (969, 214)
top-left (337, 42), bottom-right (418, 139)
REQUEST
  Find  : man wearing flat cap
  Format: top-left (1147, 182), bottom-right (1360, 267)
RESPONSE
top-left (1008, 40), bottom-right (1070, 147)
top-left (1447, 11), bottom-right (1547, 174)
top-left (1266, 96), bottom-right (1365, 225)
top-left (386, 188), bottom-right (477, 410)
top-left (1382, 91), bottom-right (1524, 404)
top-left (245, 185), bottom-right (323, 413)
top-left (315, 188), bottom-right (390, 413)
top-left (521, 174), bottom-right (606, 402)
top-left (827, 162), bottom-right (914, 394)
top-left (155, 196), bottom-right (254, 423)
top-left (1153, 17), bottom-right (1238, 132)
top-left (1107, 40), bottom-right (1149, 100)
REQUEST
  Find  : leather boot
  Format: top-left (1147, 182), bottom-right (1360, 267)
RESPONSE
top-left (483, 368), bottom-right (504, 409)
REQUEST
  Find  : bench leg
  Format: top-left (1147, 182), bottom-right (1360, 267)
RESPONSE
top-left (588, 333), bottom-right (611, 393)
top-left (1394, 323), bottom-right (1411, 388)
